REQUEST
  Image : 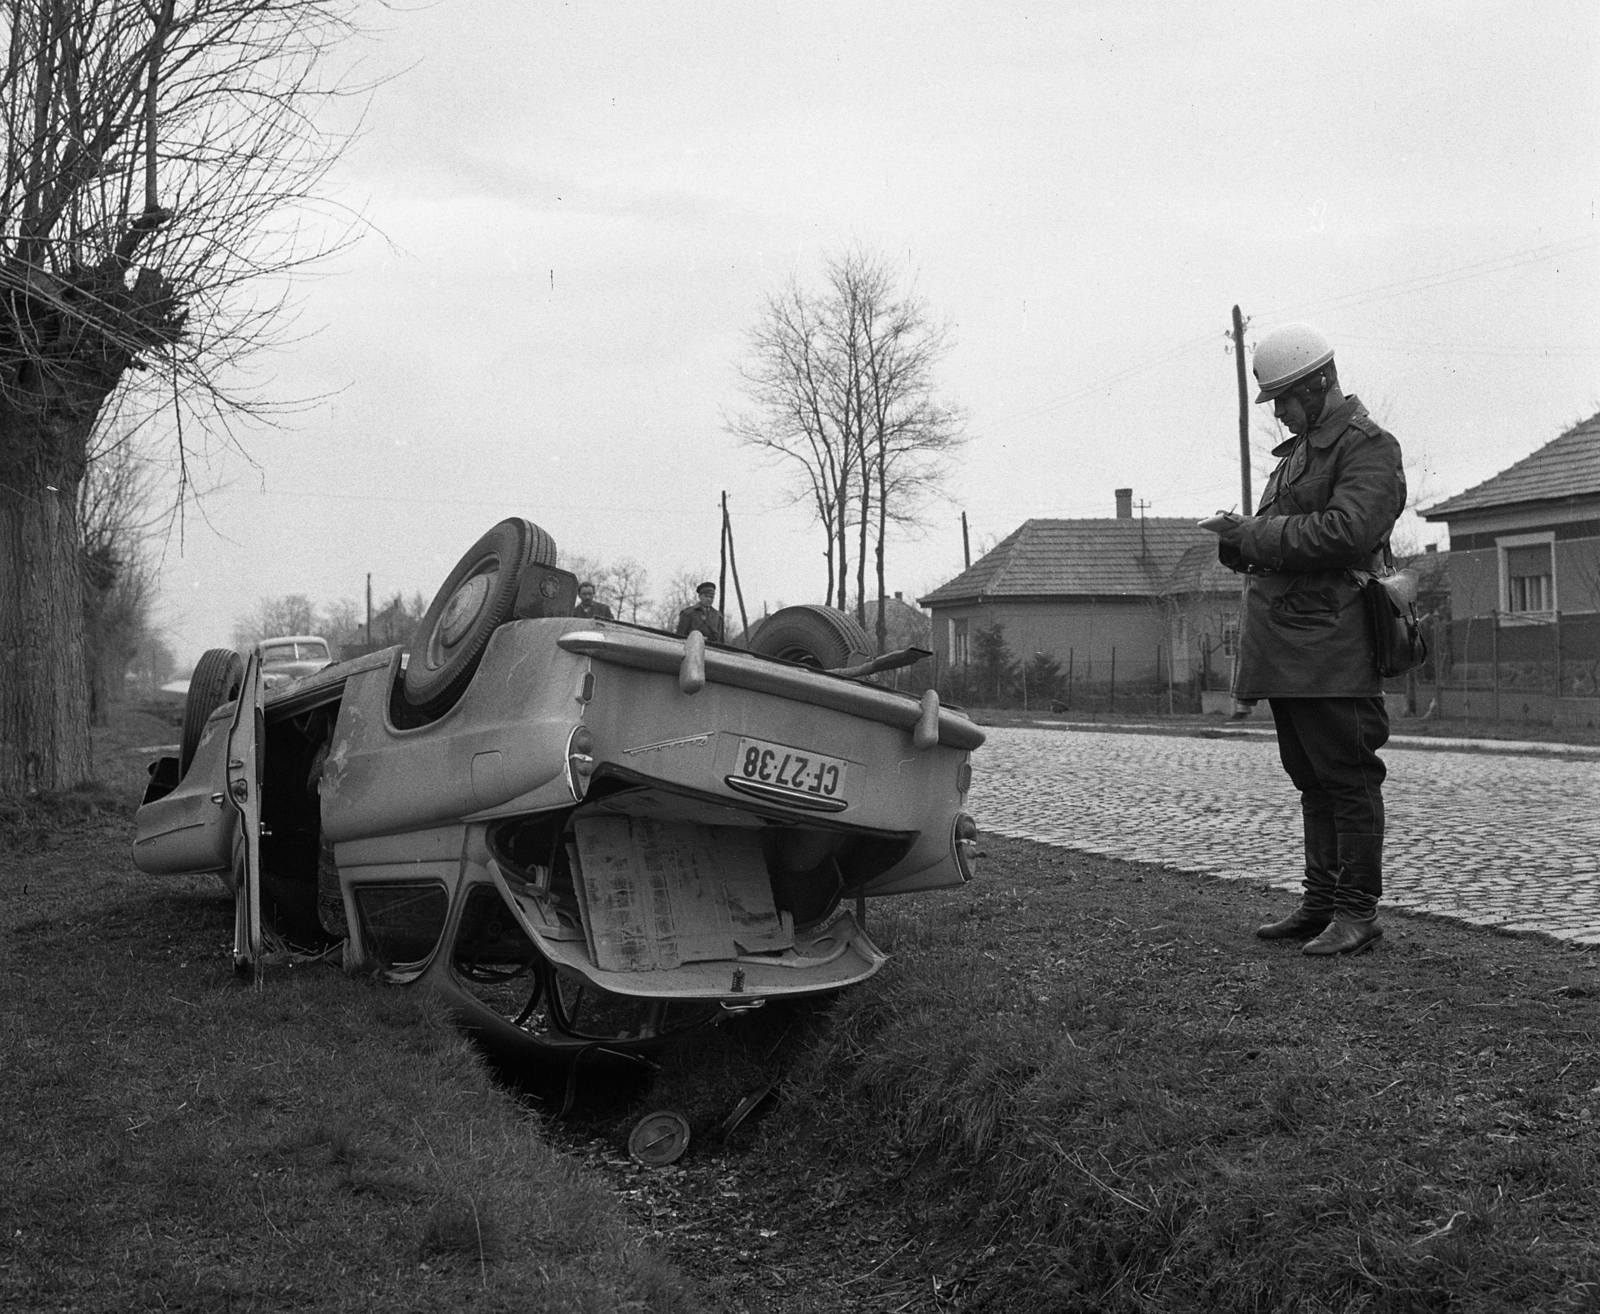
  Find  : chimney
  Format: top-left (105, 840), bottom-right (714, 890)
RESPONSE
top-left (1424, 543), bottom-right (1437, 554)
top-left (894, 591), bottom-right (902, 600)
top-left (1114, 488), bottom-right (1133, 519)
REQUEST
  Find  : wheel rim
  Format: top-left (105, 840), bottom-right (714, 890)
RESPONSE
top-left (772, 644), bottom-right (825, 669)
top-left (435, 568), bottom-right (494, 656)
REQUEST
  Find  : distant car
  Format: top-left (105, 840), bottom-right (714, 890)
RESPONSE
top-left (131, 520), bottom-right (981, 1084)
top-left (255, 635), bottom-right (333, 689)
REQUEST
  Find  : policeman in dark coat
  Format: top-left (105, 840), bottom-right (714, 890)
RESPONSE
top-left (1206, 324), bottom-right (1405, 957)
top-left (675, 582), bottom-right (723, 643)
top-left (573, 582), bottom-right (613, 620)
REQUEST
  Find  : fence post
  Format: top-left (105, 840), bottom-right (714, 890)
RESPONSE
top-left (1555, 610), bottom-right (1563, 700)
top-left (1491, 612), bottom-right (1500, 722)
top-left (1067, 648), bottom-right (1074, 712)
top-left (1440, 617), bottom-right (1452, 717)
top-left (1110, 647), bottom-right (1117, 715)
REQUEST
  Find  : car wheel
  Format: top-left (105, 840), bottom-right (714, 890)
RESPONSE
top-left (181, 648), bottom-right (244, 776)
top-left (745, 605), bottom-right (874, 670)
top-left (529, 523), bottom-right (558, 568)
top-left (402, 518), bottom-right (554, 718)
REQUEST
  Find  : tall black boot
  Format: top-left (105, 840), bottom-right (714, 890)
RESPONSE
top-left (1304, 832), bottom-right (1383, 956)
top-left (1257, 805), bottom-right (1339, 940)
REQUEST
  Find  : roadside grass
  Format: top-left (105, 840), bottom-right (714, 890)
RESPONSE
top-left (0, 707), bottom-right (694, 1314)
top-left (741, 840), bottom-right (1600, 1312)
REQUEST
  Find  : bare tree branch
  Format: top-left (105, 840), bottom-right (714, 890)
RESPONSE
top-left (729, 246), bottom-right (966, 650)
top-left (0, 0), bottom-right (367, 791)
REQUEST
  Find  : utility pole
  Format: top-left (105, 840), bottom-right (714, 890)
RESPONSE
top-left (365, 573), bottom-right (372, 648)
top-left (1232, 305), bottom-right (1252, 515)
top-left (1230, 305), bottom-right (1251, 714)
top-left (718, 491), bottom-right (729, 638)
top-left (961, 512), bottom-right (971, 569)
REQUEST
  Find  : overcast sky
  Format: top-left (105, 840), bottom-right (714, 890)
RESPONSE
top-left (152, 0), bottom-right (1600, 664)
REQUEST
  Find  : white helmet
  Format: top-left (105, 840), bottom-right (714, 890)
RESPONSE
top-left (1252, 324), bottom-right (1335, 402)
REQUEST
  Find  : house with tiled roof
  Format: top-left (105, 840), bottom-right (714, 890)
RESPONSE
top-left (918, 489), bottom-right (1239, 696)
top-left (1420, 410), bottom-right (1600, 720)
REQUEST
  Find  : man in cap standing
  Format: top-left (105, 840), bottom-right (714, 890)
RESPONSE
top-left (1204, 324), bottom-right (1406, 956)
top-left (675, 582), bottom-right (724, 643)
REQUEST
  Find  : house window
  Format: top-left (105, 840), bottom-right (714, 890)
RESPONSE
top-left (1221, 620), bottom-right (1239, 657)
top-left (1502, 540), bottom-right (1555, 614)
top-left (950, 618), bottom-right (970, 666)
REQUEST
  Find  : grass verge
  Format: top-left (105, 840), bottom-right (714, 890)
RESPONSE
top-left (736, 839), bottom-right (1600, 1312)
top-left (0, 706), bottom-right (694, 1314)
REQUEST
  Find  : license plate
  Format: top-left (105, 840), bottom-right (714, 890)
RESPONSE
top-left (733, 737), bottom-right (848, 802)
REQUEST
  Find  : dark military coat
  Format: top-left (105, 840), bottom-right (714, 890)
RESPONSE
top-left (675, 602), bottom-right (723, 643)
top-left (1221, 395), bottom-right (1405, 698)
top-left (573, 599), bottom-right (614, 620)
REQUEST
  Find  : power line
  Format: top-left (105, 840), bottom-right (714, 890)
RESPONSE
top-left (981, 332), bottom-right (1217, 436)
top-left (1332, 331), bottom-right (1598, 360)
top-left (208, 485), bottom-right (821, 519)
top-left (1263, 234), bottom-right (1600, 323)
top-left (982, 231), bottom-right (1599, 438)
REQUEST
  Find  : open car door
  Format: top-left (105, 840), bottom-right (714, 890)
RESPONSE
top-left (227, 653), bottom-right (265, 978)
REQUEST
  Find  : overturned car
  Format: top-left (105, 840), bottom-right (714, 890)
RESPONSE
top-left (133, 520), bottom-right (982, 1083)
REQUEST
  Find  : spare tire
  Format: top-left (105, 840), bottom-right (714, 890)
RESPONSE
top-left (402, 518), bottom-right (555, 718)
top-left (745, 605), bottom-right (873, 671)
top-left (181, 648), bottom-right (244, 776)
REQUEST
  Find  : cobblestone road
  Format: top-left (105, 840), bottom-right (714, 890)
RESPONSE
top-left (968, 725), bottom-right (1600, 945)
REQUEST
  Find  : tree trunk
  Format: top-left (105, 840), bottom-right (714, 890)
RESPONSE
top-left (0, 459), bottom-right (91, 793)
top-left (875, 451), bottom-right (888, 656)
top-left (835, 493), bottom-right (849, 613)
top-left (855, 459), bottom-right (869, 630)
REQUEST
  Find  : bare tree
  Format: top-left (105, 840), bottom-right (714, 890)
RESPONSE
top-left (729, 247), bottom-right (965, 645)
top-left (78, 427), bottom-right (162, 721)
top-left (319, 595), bottom-right (361, 650)
top-left (231, 593), bottom-right (317, 650)
top-left (559, 551), bottom-right (651, 622)
top-left (838, 251), bottom-right (965, 652)
top-left (126, 627), bottom-right (175, 694)
top-left (729, 280), bottom-right (857, 608)
top-left (604, 556), bottom-right (651, 623)
top-left (366, 590), bottom-right (426, 649)
top-left (0, 0), bottom-right (359, 792)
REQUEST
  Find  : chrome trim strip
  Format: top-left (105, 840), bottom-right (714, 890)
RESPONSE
top-left (557, 629), bottom-right (985, 750)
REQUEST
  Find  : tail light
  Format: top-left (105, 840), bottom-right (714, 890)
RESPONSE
top-left (566, 725), bottom-right (595, 799)
top-left (953, 812), bottom-right (979, 882)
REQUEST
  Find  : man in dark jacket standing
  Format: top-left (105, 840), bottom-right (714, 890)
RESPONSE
top-left (675, 582), bottom-right (724, 643)
top-left (1207, 324), bottom-right (1405, 956)
top-left (573, 582), bottom-right (614, 620)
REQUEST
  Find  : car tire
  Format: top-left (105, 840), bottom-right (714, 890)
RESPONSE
top-left (402, 518), bottom-right (554, 719)
top-left (529, 523), bottom-right (558, 568)
top-left (181, 648), bottom-right (244, 776)
top-left (745, 605), bottom-right (874, 670)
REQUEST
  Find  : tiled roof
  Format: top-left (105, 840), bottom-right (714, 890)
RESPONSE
top-left (1422, 411), bottom-right (1600, 519)
top-left (1397, 548), bottom-right (1450, 594)
top-left (861, 596), bottom-right (932, 648)
top-left (1165, 542), bottom-right (1239, 596)
top-left (918, 518), bottom-right (1232, 606)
